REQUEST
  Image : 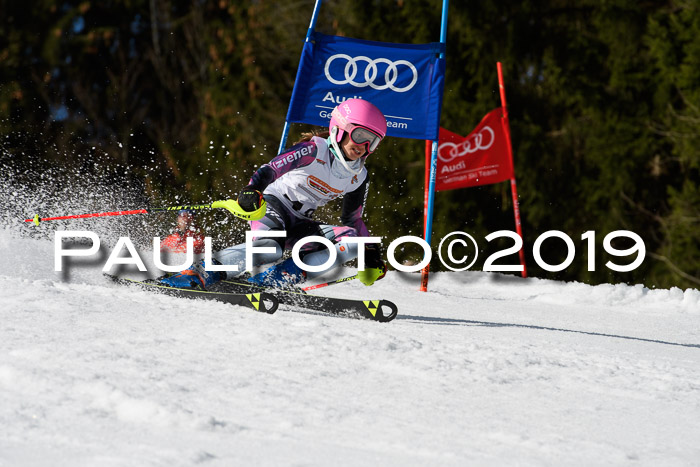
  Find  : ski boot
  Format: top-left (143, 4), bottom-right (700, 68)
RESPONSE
top-left (160, 259), bottom-right (225, 289)
top-left (248, 257), bottom-right (306, 288)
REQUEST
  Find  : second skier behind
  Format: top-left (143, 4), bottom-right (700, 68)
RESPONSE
top-left (160, 98), bottom-right (388, 289)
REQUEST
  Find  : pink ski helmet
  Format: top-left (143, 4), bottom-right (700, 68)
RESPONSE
top-left (329, 99), bottom-right (387, 154)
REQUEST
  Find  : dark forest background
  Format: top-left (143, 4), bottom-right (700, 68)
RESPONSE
top-left (1, 0), bottom-right (699, 289)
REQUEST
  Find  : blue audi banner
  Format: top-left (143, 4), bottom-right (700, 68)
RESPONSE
top-left (286, 32), bottom-right (446, 141)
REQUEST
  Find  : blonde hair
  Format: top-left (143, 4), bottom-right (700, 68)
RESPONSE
top-left (294, 128), bottom-right (330, 145)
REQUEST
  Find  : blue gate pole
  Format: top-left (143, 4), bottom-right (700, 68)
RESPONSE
top-left (278, 0), bottom-right (323, 154)
top-left (420, 0), bottom-right (449, 292)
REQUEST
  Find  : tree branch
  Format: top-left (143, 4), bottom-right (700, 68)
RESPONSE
top-left (648, 252), bottom-right (700, 287)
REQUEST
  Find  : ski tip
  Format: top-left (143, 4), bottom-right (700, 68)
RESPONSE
top-left (368, 300), bottom-right (398, 322)
top-left (252, 292), bottom-right (279, 314)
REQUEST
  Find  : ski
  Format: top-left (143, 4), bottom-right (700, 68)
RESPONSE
top-left (107, 275), bottom-right (279, 314)
top-left (219, 280), bottom-right (398, 322)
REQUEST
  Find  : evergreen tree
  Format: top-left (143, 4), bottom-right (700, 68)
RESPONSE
top-left (1, 0), bottom-right (697, 289)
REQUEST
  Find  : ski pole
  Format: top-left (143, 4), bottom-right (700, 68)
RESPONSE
top-left (24, 199), bottom-right (267, 226)
top-left (302, 274), bottom-right (358, 291)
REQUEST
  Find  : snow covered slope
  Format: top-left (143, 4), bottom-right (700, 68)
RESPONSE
top-left (1, 228), bottom-right (699, 466)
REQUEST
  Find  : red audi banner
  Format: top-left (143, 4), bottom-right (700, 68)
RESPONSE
top-left (434, 108), bottom-right (514, 191)
top-left (421, 63), bottom-right (527, 289)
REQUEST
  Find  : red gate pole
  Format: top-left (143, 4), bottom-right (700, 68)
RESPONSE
top-left (420, 140), bottom-right (432, 291)
top-left (497, 62), bottom-right (527, 277)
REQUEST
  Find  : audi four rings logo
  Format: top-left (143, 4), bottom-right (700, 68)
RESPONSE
top-left (324, 54), bottom-right (418, 93)
top-left (438, 127), bottom-right (495, 162)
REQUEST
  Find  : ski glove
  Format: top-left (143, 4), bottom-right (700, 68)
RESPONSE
top-left (358, 243), bottom-right (387, 286)
top-left (237, 188), bottom-right (264, 212)
top-left (358, 265), bottom-right (387, 286)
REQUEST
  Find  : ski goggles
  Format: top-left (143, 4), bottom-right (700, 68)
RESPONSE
top-left (348, 125), bottom-right (383, 154)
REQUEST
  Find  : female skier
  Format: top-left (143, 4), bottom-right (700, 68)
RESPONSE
top-left (161, 98), bottom-right (388, 289)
